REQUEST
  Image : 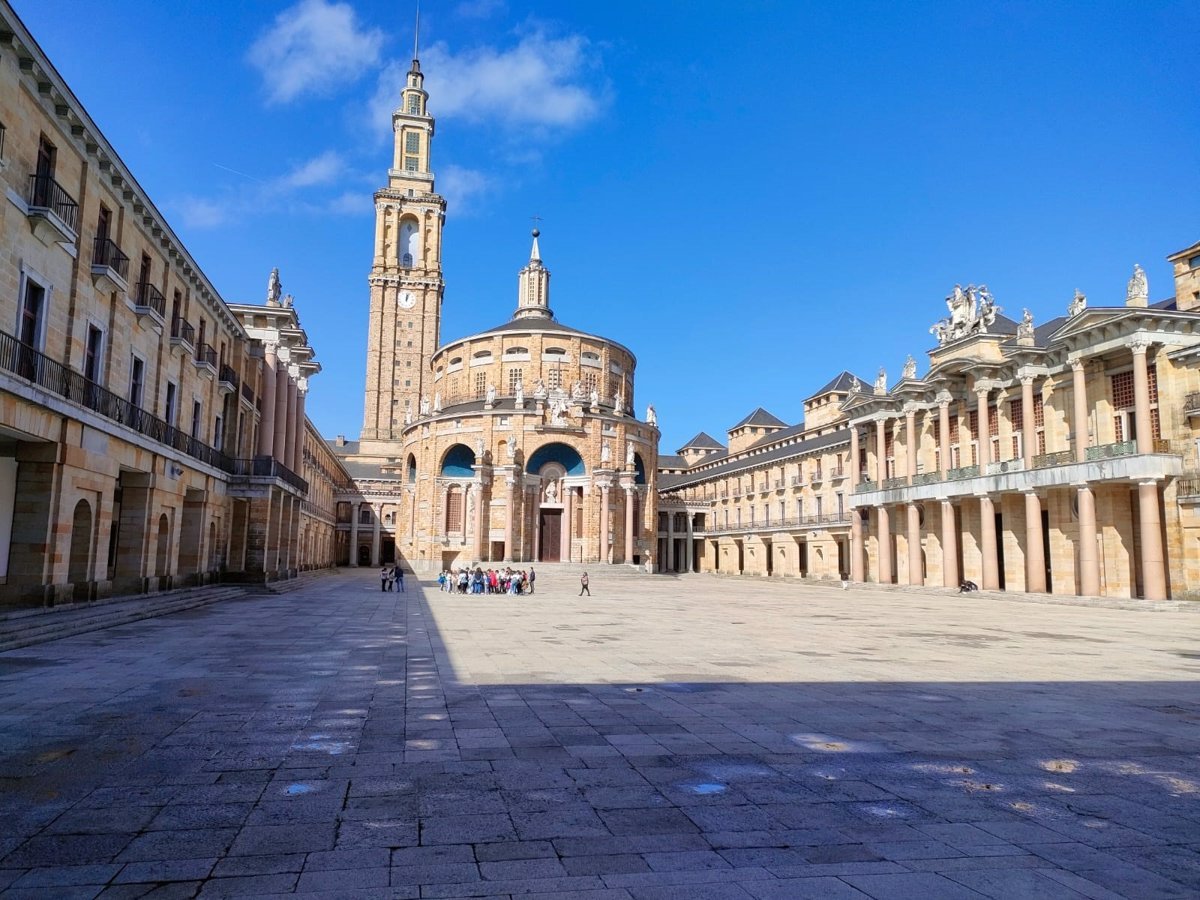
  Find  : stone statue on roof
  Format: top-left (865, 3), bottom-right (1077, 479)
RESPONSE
top-left (533, 378), bottom-right (547, 400)
top-left (646, 403), bottom-right (657, 426)
top-left (433, 392), bottom-right (442, 413)
top-left (267, 267), bottom-right (282, 306)
top-left (931, 283), bottom-right (1001, 344)
top-left (420, 395), bottom-right (430, 416)
top-left (626, 440), bottom-right (635, 466)
top-left (282, 293), bottom-right (293, 308)
top-left (1127, 264), bottom-right (1148, 305)
top-left (601, 440), bottom-right (611, 465)
top-left (571, 379), bottom-right (585, 400)
top-left (849, 375), bottom-right (861, 393)
top-left (514, 375), bottom-right (524, 407)
top-left (485, 383), bottom-right (496, 405)
top-left (1068, 288), bottom-right (1087, 317)
top-left (902, 355), bottom-right (917, 380)
top-left (1017, 308), bottom-right (1035, 342)
top-left (874, 367), bottom-right (887, 395)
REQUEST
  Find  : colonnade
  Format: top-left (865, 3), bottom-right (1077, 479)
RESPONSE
top-left (257, 342), bottom-right (308, 475)
top-left (848, 341), bottom-right (1167, 600)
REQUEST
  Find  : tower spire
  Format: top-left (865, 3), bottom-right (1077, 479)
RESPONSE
top-left (412, 0), bottom-right (420, 63)
top-left (515, 227), bottom-right (552, 320)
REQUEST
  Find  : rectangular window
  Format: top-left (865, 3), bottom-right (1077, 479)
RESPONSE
top-left (446, 491), bottom-right (464, 533)
top-left (18, 278), bottom-right (46, 350)
top-left (407, 96), bottom-right (420, 115)
top-left (84, 325), bottom-right (103, 383)
top-left (130, 356), bottom-right (145, 408)
top-left (1111, 370), bottom-right (1134, 409)
top-left (97, 205), bottom-right (111, 242)
top-left (191, 400), bottom-right (202, 438)
top-left (475, 372), bottom-right (486, 396)
top-left (404, 156), bottom-right (419, 172)
top-left (0, 120), bottom-right (6, 160)
top-left (508, 368), bottom-right (523, 393)
top-left (584, 372), bottom-right (597, 392)
top-left (213, 415), bottom-right (224, 449)
top-left (405, 132), bottom-right (420, 153)
top-left (548, 368), bottom-right (561, 390)
top-left (164, 382), bottom-right (177, 426)
top-left (36, 134), bottom-right (56, 180)
top-left (837, 492), bottom-right (844, 515)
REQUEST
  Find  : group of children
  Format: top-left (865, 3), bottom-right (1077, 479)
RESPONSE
top-left (438, 566), bottom-right (535, 595)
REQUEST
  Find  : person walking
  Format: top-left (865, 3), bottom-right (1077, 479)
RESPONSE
top-left (528, 567), bottom-right (536, 594)
top-left (394, 565), bottom-right (405, 593)
top-left (380, 566), bottom-right (390, 591)
top-left (579, 572), bottom-right (590, 596)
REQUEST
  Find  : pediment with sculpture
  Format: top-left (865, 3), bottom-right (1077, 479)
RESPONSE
top-left (930, 284), bottom-right (1003, 345)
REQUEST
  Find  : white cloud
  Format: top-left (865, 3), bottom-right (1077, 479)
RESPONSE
top-left (249, 0), bottom-right (384, 104)
top-left (371, 29), bottom-right (606, 134)
top-left (177, 197), bottom-right (228, 229)
top-left (438, 165), bottom-right (491, 215)
top-left (325, 190), bottom-right (371, 216)
top-left (278, 150), bottom-right (343, 189)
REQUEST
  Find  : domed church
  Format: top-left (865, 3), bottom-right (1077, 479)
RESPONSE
top-left (330, 52), bottom-right (659, 572)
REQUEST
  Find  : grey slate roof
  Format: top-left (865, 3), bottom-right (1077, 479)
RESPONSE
top-left (731, 407), bottom-right (789, 429)
top-left (327, 438), bottom-right (361, 455)
top-left (662, 427), bottom-right (851, 492)
top-left (806, 371), bottom-right (866, 399)
top-left (678, 431), bottom-right (725, 452)
top-left (341, 460), bottom-right (399, 481)
top-left (657, 454), bottom-right (688, 470)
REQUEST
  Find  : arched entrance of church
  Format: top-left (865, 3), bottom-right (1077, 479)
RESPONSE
top-left (526, 442), bottom-right (586, 563)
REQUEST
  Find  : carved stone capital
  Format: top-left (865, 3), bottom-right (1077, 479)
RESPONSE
top-left (1128, 335), bottom-right (1152, 355)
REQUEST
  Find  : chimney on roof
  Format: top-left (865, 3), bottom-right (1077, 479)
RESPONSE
top-left (336, 434), bottom-right (346, 446)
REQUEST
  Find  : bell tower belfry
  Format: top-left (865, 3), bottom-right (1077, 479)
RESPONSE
top-left (361, 47), bottom-right (446, 444)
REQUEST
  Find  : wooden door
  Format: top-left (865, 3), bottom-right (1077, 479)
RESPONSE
top-left (539, 510), bottom-right (562, 561)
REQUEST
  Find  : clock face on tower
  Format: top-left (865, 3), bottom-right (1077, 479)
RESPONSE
top-left (398, 290), bottom-right (416, 309)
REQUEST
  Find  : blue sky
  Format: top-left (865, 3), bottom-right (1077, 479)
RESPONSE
top-left (15, 0), bottom-right (1198, 454)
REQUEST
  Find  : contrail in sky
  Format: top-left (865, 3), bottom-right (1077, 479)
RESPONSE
top-left (213, 163), bottom-right (264, 183)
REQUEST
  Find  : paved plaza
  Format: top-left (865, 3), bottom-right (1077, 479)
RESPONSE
top-left (0, 570), bottom-right (1198, 899)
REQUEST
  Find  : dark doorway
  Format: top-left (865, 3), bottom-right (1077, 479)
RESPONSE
top-left (357, 544), bottom-right (371, 566)
top-left (995, 512), bottom-right (1006, 590)
top-left (1041, 509), bottom-right (1052, 593)
top-left (799, 541), bottom-right (809, 577)
top-left (382, 536), bottom-right (396, 564)
top-left (539, 509), bottom-right (562, 561)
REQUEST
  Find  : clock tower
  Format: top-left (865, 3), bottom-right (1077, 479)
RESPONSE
top-left (361, 53), bottom-right (445, 443)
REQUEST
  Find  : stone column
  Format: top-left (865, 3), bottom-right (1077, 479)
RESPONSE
top-left (293, 381), bottom-right (307, 473)
top-left (876, 505), bottom-right (891, 584)
top-left (1024, 491), bottom-right (1046, 593)
top-left (979, 495), bottom-right (999, 590)
top-left (273, 369), bottom-right (289, 463)
top-left (1071, 358), bottom-right (1089, 462)
top-left (685, 508), bottom-right (694, 573)
top-left (850, 425), bottom-right (860, 486)
top-left (1077, 485), bottom-right (1100, 596)
top-left (938, 395), bottom-right (951, 477)
top-left (283, 376), bottom-right (299, 472)
top-left (941, 501), bottom-right (958, 587)
top-left (905, 407), bottom-right (917, 484)
top-left (564, 487), bottom-right (575, 563)
top-left (623, 487), bottom-right (635, 565)
top-left (504, 477), bottom-right (516, 562)
top-left (1130, 338), bottom-right (1153, 453)
top-left (906, 503), bottom-right (922, 586)
top-left (600, 484), bottom-right (611, 564)
top-left (665, 504), bottom-right (674, 572)
top-left (1021, 375), bottom-right (1036, 465)
top-left (371, 504), bottom-right (381, 567)
top-left (875, 418), bottom-right (887, 481)
top-left (850, 510), bottom-right (864, 582)
top-left (472, 479), bottom-right (485, 563)
top-left (349, 501), bottom-right (360, 567)
top-left (1138, 480), bottom-right (1166, 600)
top-left (530, 485), bottom-right (541, 562)
top-left (976, 386), bottom-right (990, 467)
top-left (259, 344), bottom-right (277, 456)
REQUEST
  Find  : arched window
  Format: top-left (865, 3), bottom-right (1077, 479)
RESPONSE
top-left (406, 454), bottom-right (417, 483)
top-left (399, 219), bottom-right (419, 268)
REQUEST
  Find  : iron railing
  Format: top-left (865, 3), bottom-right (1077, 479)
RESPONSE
top-left (218, 364), bottom-right (239, 389)
top-left (1178, 474), bottom-right (1200, 499)
top-left (912, 472), bottom-right (941, 486)
top-left (1086, 440), bottom-right (1136, 461)
top-left (194, 342), bottom-right (217, 368)
top-left (241, 382), bottom-right (255, 405)
top-left (854, 478), bottom-right (876, 493)
top-left (228, 456), bottom-right (308, 493)
top-left (133, 281), bottom-right (166, 318)
top-left (92, 237), bottom-right (130, 280)
top-left (830, 467), bottom-right (846, 479)
top-left (1184, 392), bottom-right (1200, 414)
top-left (696, 512), bottom-right (852, 536)
top-left (0, 329), bottom-right (308, 492)
top-left (27, 173), bottom-right (80, 233)
top-left (1033, 449), bottom-right (1074, 469)
top-left (170, 316), bottom-right (195, 345)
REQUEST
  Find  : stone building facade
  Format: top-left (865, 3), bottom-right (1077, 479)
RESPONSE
top-left (0, 3), bottom-right (341, 606)
top-left (656, 382), bottom-right (857, 580)
top-left (333, 53), bottom-right (659, 572)
top-left (660, 243), bottom-right (1200, 600)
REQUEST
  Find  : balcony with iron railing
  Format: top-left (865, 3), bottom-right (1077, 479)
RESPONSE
top-left (0, 328), bottom-right (241, 476)
top-left (25, 173), bottom-right (79, 244)
top-left (240, 381), bottom-right (255, 408)
top-left (227, 456), bottom-right (308, 494)
top-left (810, 469), bottom-right (824, 483)
top-left (696, 512), bottom-right (852, 536)
top-left (218, 364), bottom-right (240, 394)
top-left (1184, 392), bottom-right (1200, 416)
top-left (169, 317), bottom-right (195, 354)
top-left (1086, 440), bottom-right (1137, 462)
top-left (791, 475), bottom-right (802, 487)
top-left (91, 237), bottom-right (130, 293)
top-left (1178, 473), bottom-right (1200, 500)
top-left (830, 467), bottom-right (846, 480)
top-left (193, 343), bottom-right (217, 377)
top-left (132, 281), bottom-right (166, 327)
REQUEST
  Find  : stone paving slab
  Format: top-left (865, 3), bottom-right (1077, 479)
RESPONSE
top-left (0, 567), bottom-right (1197, 897)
